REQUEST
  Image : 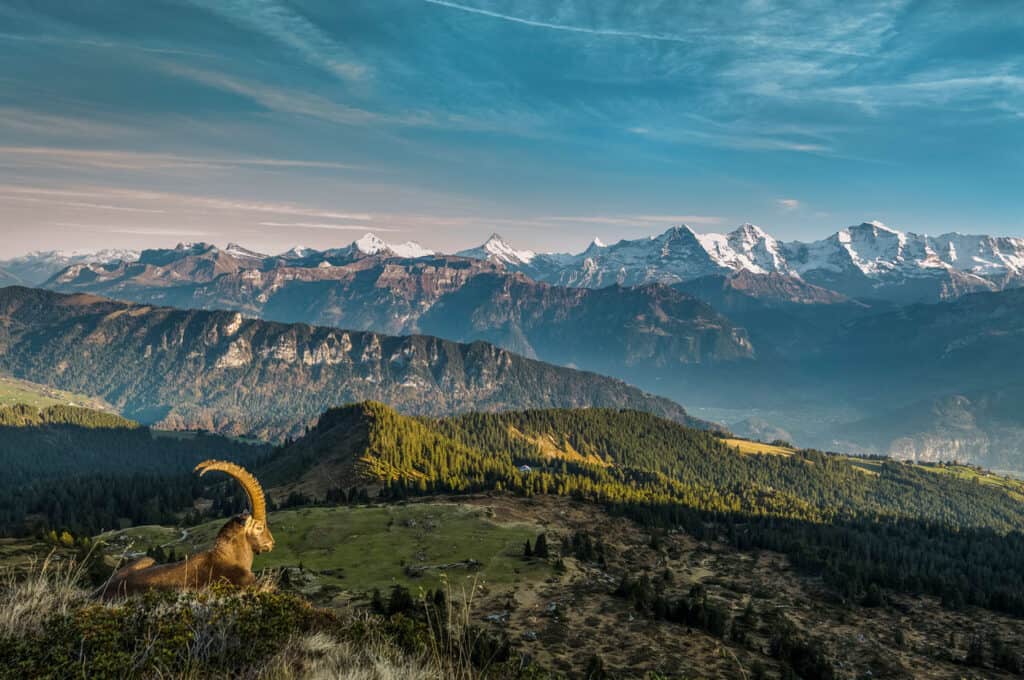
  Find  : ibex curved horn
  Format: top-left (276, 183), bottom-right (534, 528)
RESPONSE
top-left (195, 459), bottom-right (267, 522)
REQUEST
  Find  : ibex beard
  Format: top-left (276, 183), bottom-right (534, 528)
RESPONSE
top-left (97, 460), bottom-right (275, 599)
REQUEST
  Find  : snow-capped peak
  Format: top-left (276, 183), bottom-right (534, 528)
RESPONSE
top-left (487, 234), bottom-right (536, 264)
top-left (12, 247), bottom-right (140, 267)
top-left (457, 233), bottom-right (536, 265)
top-left (351, 233), bottom-right (434, 258)
top-left (225, 243), bottom-right (268, 260)
top-left (387, 240), bottom-right (434, 258)
top-left (0, 248), bottom-right (140, 286)
top-left (688, 223), bottom-right (788, 276)
top-left (591, 237), bottom-right (606, 248)
top-left (731, 223), bottom-right (769, 242)
top-left (863, 220), bottom-right (896, 233)
top-left (354, 233), bottom-right (389, 255)
top-left (662, 224), bottom-right (700, 238)
top-left (278, 246), bottom-right (316, 260)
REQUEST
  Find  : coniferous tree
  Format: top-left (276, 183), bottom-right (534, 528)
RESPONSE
top-left (533, 533), bottom-right (549, 558)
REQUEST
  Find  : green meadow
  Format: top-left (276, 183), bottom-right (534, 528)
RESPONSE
top-left (0, 375), bottom-right (111, 410)
top-left (99, 501), bottom-right (550, 594)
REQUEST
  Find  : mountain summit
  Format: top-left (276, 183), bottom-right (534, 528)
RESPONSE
top-left (14, 220), bottom-right (1024, 305)
top-left (475, 222), bottom-right (1024, 303)
top-left (456, 233), bottom-right (538, 265)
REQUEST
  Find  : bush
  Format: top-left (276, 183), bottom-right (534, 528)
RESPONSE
top-left (1, 585), bottom-right (326, 678)
top-left (0, 559), bottom-right (548, 679)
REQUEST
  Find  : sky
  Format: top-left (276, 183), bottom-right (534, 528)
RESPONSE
top-left (0, 0), bottom-right (1022, 257)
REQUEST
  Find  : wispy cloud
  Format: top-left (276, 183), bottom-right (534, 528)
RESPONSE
top-left (776, 199), bottom-right (801, 211)
top-left (628, 124), bottom-right (832, 155)
top-left (258, 221), bottom-right (389, 231)
top-left (541, 214), bottom-right (725, 226)
top-left (0, 108), bottom-right (128, 139)
top-left (3, 194), bottom-right (166, 213)
top-left (188, 0), bottom-right (369, 82)
top-left (0, 31), bottom-right (216, 59)
top-left (160, 62), bottom-right (537, 136)
top-left (52, 222), bottom-right (211, 237)
top-left (0, 146), bottom-right (359, 172)
top-left (0, 184), bottom-right (372, 221)
top-left (161, 64), bottom-right (395, 126)
top-left (821, 72), bottom-right (1024, 114)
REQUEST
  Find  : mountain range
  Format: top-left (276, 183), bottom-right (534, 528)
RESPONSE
top-left (9, 219), bottom-right (1024, 471)
top-left (45, 246), bottom-right (754, 375)
top-left (0, 248), bottom-right (139, 286)
top-left (478, 222), bottom-right (1024, 304)
top-left (0, 286), bottom-right (702, 441)
top-left (15, 219), bottom-right (1024, 305)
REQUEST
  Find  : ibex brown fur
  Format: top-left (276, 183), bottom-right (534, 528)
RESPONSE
top-left (98, 460), bottom-right (275, 599)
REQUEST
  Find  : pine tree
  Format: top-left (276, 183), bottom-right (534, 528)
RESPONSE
top-left (534, 533), bottom-right (549, 558)
top-left (370, 588), bottom-right (385, 615)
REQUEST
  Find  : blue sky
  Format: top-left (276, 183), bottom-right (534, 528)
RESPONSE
top-left (0, 0), bottom-right (1021, 257)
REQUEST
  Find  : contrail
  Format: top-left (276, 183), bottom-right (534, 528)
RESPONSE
top-left (421, 0), bottom-right (871, 57)
top-left (421, 0), bottom-right (699, 44)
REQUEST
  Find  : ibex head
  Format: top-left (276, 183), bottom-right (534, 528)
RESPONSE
top-left (195, 460), bottom-right (275, 554)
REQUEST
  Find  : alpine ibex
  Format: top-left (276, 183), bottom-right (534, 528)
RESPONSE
top-left (98, 460), bottom-right (275, 599)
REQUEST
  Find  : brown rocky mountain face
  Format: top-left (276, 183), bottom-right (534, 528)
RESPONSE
top-left (47, 246), bottom-right (756, 377)
top-left (820, 287), bottom-right (1024, 399)
top-left (833, 385), bottom-right (1024, 472)
top-left (794, 288), bottom-right (1024, 468)
top-left (676, 270), bottom-right (877, 360)
top-left (681, 269), bottom-right (853, 306)
top-left (0, 286), bottom-right (705, 441)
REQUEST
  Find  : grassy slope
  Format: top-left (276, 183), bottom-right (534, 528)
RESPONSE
top-left (720, 437), bottom-right (795, 456)
top-left (82, 494), bottom-right (1024, 678)
top-left (722, 435), bottom-right (1024, 492)
top-left (0, 374), bottom-right (112, 410)
top-left (99, 502), bottom-right (550, 593)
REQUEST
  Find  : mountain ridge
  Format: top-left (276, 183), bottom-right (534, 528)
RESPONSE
top-left (0, 286), bottom-right (706, 440)
top-left (44, 250), bottom-right (756, 375)
top-left (26, 219), bottom-right (1024, 304)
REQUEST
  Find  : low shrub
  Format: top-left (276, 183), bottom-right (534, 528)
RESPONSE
top-left (0, 558), bottom-right (550, 679)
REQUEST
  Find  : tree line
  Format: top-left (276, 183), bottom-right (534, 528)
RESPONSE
top-left (0, 404), bottom-right (268, 536)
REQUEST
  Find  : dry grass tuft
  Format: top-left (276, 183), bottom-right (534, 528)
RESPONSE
top-left (424, 576), bottom-right (489, 680)
top-left (0, 551), bottom-right (90, 637)
top-left (262, 628), bottom-right (446, 680)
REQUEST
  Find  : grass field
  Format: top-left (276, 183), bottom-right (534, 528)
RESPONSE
top-left (917, 462), bottom-right (1024, 501)
top-left (150, 429), bottom-right (267, 446)
top-left (0, 374), bottom-right (112, 410)
top-left (0, 538), bottom-right (63, 571)
top-left (718, 438), bottom-right (1024, 490)
top-left (721, 437), bottom-right (794, 456)
top-left (99, 501), bottom-right (550, 594)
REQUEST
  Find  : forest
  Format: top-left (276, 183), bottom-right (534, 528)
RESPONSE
top-left (0, 404), bottom-right (268, 536)
top-left (266, 402), bottom-right (1024, 617)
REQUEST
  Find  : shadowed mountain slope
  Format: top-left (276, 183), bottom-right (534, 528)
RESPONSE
top-left (0, 286), bottom-right (703, 441)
